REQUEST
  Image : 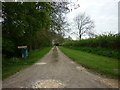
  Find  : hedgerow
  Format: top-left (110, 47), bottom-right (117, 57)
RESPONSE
top-left (63, 34), bottom-right (120, 49)
top-left (63, 34), bottom-right (120, 59)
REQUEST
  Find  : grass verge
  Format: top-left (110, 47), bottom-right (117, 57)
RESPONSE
top-left (2, 47), bottom-right (51, 80)
top-left (59, 46), bottom-right (119, 79)
top-left (63, 46), bottom-right (120, 59)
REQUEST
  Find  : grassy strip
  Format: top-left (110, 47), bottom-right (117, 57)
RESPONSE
top-left (52, 46), bottom-right (58, 62)
top-left (2, 47), bottom-right (51, 79)
top-left (53, 46), bottom-right (58, 57)
top-left (63, 46), bottom-right (120, 59)
top-left (0, 54), bottom-right (1, 80)
top-left (60, 47), bottom-right (119, 79)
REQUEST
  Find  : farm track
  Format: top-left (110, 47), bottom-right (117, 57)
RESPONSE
top-left (3, 46), bottom-right (118, 88)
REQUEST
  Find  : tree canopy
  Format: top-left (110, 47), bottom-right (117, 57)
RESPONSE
top-left (2, 2), bottom-right (69, 58)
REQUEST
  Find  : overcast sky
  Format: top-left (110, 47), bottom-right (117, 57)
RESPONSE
top-left (0, 0), bottom-right (119, 40)
top-left (66, 0), bottom-right (119, 40)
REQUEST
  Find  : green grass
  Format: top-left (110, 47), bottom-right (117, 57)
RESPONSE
top-left (63, 46), bottom-right (120, 59)
top-left (60, 47), bottom-right (119, 79)
top-left (2, 47), bottom-right (51, 79)
top-left (0, 54), bottom-right (1, 80)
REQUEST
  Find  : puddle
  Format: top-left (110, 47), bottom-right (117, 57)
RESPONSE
top-left (71, 61), bottom-right (75, 64)
top-left (32, 79), bottom-right (65, 88)
top-left (76, 66), bottom-right (86, 71)
top-left (99, 78), bottom-right (119, 88)
top-left (35, 62), bottom-right (47, 65)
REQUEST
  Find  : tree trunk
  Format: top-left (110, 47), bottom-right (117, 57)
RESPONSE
top-left (79, 34), bottom-right (81, 40)
top-left (79, 29), bottom-right (82, 40)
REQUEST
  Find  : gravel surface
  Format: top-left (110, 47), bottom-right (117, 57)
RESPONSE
top-left (2, 47), bottom-right (118, 88)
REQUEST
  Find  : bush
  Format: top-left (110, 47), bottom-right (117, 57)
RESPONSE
top-left (63, 34), bottom-right (120, 49)
top-left (2, 39), bottom-right (15, 58)
top-left (63, 34), bottom-right (120, 59)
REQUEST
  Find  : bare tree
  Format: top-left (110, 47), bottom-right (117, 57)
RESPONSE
top-left (74, 13), bottom-right (94, 40)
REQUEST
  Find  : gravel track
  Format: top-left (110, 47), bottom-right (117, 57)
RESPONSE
top-left (3, 47), bottom-right (118, 88)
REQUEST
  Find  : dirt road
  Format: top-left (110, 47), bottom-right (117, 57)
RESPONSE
top-left (3, 47), bottom-right (118, 88)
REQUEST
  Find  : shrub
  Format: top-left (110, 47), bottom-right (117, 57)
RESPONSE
top-left (63, 34), bottom-right (120, 49)
top-left (63, 34), bottom-right (120, 59)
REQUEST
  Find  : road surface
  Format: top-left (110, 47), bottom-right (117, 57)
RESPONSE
top-left (3, 47), bottom-right (118, 88)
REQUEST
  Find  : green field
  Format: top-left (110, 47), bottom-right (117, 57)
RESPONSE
top-left (2, 47), bottom-right (51, 79)
top-left (60, 47), bottom-right (119, 79)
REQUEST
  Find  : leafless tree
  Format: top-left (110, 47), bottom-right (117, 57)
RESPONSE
top-left (74, 13), bottom-right (95, 40)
